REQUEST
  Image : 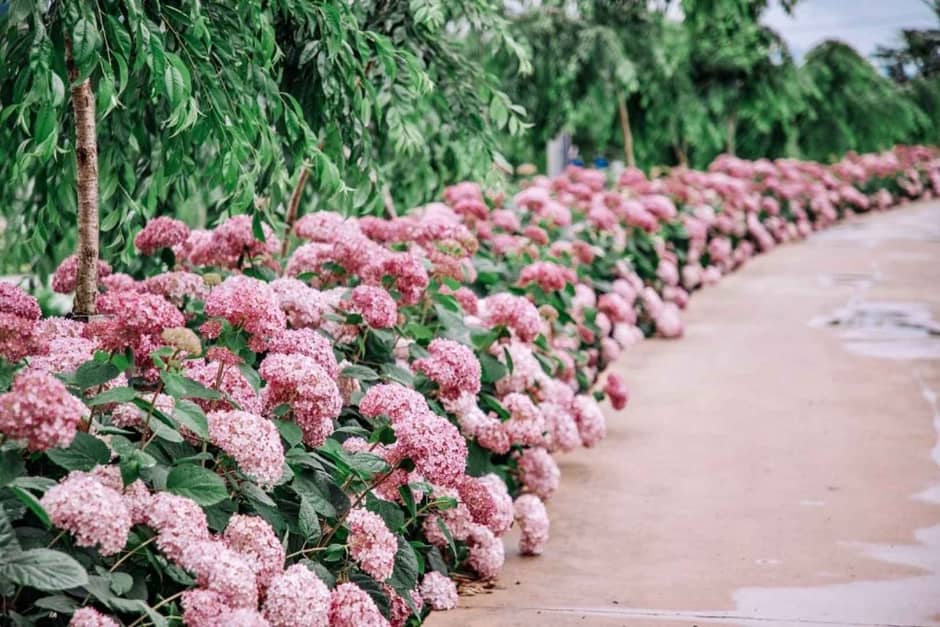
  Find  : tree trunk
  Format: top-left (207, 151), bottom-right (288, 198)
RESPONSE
top-left (66, 40), bottom-right (99, 316)
top-left (281, 167), bottom-right (309, 258)
top-left (617, 94), bottom-right (636, 168)
top-left (675, 140), bottom-right (689, 168)
top-left (382, 183), bottom-right (397, 218)
top-left (725, 112), bottom-right (737, 156)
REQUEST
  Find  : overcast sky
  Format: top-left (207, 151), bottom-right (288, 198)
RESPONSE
top-left (762, 0), bottom-right (937, 62)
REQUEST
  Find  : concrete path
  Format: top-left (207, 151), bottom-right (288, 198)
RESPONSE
top-left (431, 201), bottom-right (940, 627)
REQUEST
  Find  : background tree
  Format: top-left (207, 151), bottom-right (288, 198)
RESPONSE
top-left (798, 40), bottom-right (927, 161)
top-left (875, 1), bottom-right (940, 144)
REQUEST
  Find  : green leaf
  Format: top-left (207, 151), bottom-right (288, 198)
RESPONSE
top-left (34, 594), bottom-right (78, 614)
top-left (71, 18), bottom-right (100, 68)
top-left (73, 361), bottom-right (119, 390)
top-left (45, 433), bottom-right (110, 471)
top-left (399, 485), bottom-right (417, 519)
top-left (160, 372), bottom-right (221, 401)
top-left (365, 493), bottom-right (404, 533)
top-left (388, 536), bottom-right (419, 591)
top-left (0, 549), bottom-right (88, 591)
top-left (0, 450), bottom-right (25, 487)
top-left (298, 496), bottom-right (321, 542)
top-left (275, 420), bottom-right (303, 448)
top-left (0, 505), bottom-right (21, 555)
top-left (291, 472), bottom-right (336, 518)
top-left (163, 52), bottom-right (191, 113)
top-left (347, 452), bottom-right (388, 479)
top-left (87, 386), bottom-right (137, 406)
top-left (479, 354), bottom-right (507, 385)
top-left (166, 464), bottom-right (228, 506)
top-left (10, 487), bottom-right (50, 529)
top-left (109, 571), bottom-right (133, 595)
top-left (340, 365), bottom-right (379, 382)
top-left (173, 400), bottom-right (209, 440)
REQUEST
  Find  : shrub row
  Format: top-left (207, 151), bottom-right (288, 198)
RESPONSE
top-left (0, 145), bottom-right (937, 626)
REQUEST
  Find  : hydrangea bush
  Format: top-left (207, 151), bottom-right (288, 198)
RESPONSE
top-left (1, 145), bottom-right (938, 626)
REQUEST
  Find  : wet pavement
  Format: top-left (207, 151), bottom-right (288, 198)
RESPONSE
top-left (428, 201), bottom-right (940, 627)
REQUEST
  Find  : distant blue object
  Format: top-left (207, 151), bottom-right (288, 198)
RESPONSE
top-left (570, 158), bottom-right (585, 166)
top-left (594, 157), bottom-right (609, 168)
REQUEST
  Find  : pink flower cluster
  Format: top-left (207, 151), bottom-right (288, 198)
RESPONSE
top-left (134, 216), bottom-right (191, 255)
top-left (0, 370), bottom-right (89, 450)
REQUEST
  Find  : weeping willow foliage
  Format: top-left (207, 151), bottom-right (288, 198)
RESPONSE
top-left (798, 41), bottom-right (927, 162)
top-left (0, 0), bottom-right (528, 275)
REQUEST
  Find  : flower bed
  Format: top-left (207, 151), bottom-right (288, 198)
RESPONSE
top-left (0, 145), bottom-right (937, 626)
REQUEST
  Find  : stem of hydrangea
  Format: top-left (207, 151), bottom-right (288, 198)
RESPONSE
top-left (46, 530), bottom-right (65, 548)
top-left (108, 536), bottom-right (157, 573)
top-left (127, 590), bottom-right (185, 627)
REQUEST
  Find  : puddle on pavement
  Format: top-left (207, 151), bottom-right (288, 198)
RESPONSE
top-left (810, 300), bottom-right (940, 360)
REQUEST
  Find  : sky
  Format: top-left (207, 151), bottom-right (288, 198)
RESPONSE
top-left (762, 0), bottom-right (937, 62)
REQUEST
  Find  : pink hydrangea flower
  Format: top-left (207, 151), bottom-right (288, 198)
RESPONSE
top-left (479, 294), bottom-right (542, 342)
top-left (69, 607), bottom-right (121, 627)
top-left (208, 411), bottom-right (285, 488)
top-left (517, 261), bottom-right (575, 292)
top-left (604, 373), bottom-right (629, 410)
top-left (204, 275), bottom-right (286, 352)
top-left (184, 359), bottom-right (263, 416)
top-left (259, 353), bottom-right (342, 447)
top-left (41, 471), bottom-right (131, 555)
top-left (263, 564), bottom-right (330, 627)
top-left (345, 285), bottom-right (398, 328)
top-left (328, 583), bottom-right (389, 627)
top-left (85, 290), bottom-right (185, 355)
top-left (265, 327), bottom-right (339, 379)
top-left (394, 410), bottom-right (467, 487)
top-left (51, 255), bottom-right (112, 294)
top-left (358, 383), bottom-right (429, 423)
top-left (385, 583), bottom-right (423, 627)
top-left (421, 486), bottom-right (473, 547)
top-left (419, 571), bottom-right (458, 610)
top-left (540, 402), bottom-right (580, 453)
top-left (222, 514), bottom-right (285, 590)
top-left (134, 216), bottom-right (191, 255)
top-left (466, 523), bottom-right (505, 580)
top-left (182, 540), bottom-right (259, 609)
top-left (0, 282), bottom-right (40, 362)
top-left (193, 215), bottom-right (280, 269)
top-left (413, 338), bottom-right (481, 399)
top-left (514, 494), bottom-right (550, 555)
top-left (502, 393), bottom-right (546, 447)
top-left (574, 395), bottom-right (606, 447)
top-left (362, 252), bottom-right (429, 306)
top-left (144, 492), bottom-right (211, 564)
top-left (515, 447), bottom-right (560, 499)
top-left (26, 335), bottom-right (97, 375)
top-left (145, 271), bottom-right (209, 305)
top-left (458, 473), bottom-right (513, 535)
top-left (181, 589), bottom-right (230, 627)
top-left (0, 370), bottom-right (89, 450)
top-left (346, 507), bottom-right (398, 581)
top-left (270, 278), bottom-right (328, 329)
top-left (216, 608), bottom-right (272, 626)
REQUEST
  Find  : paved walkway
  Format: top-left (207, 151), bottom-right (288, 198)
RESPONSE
top-left (431, 201), bottom-right (940, 627)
